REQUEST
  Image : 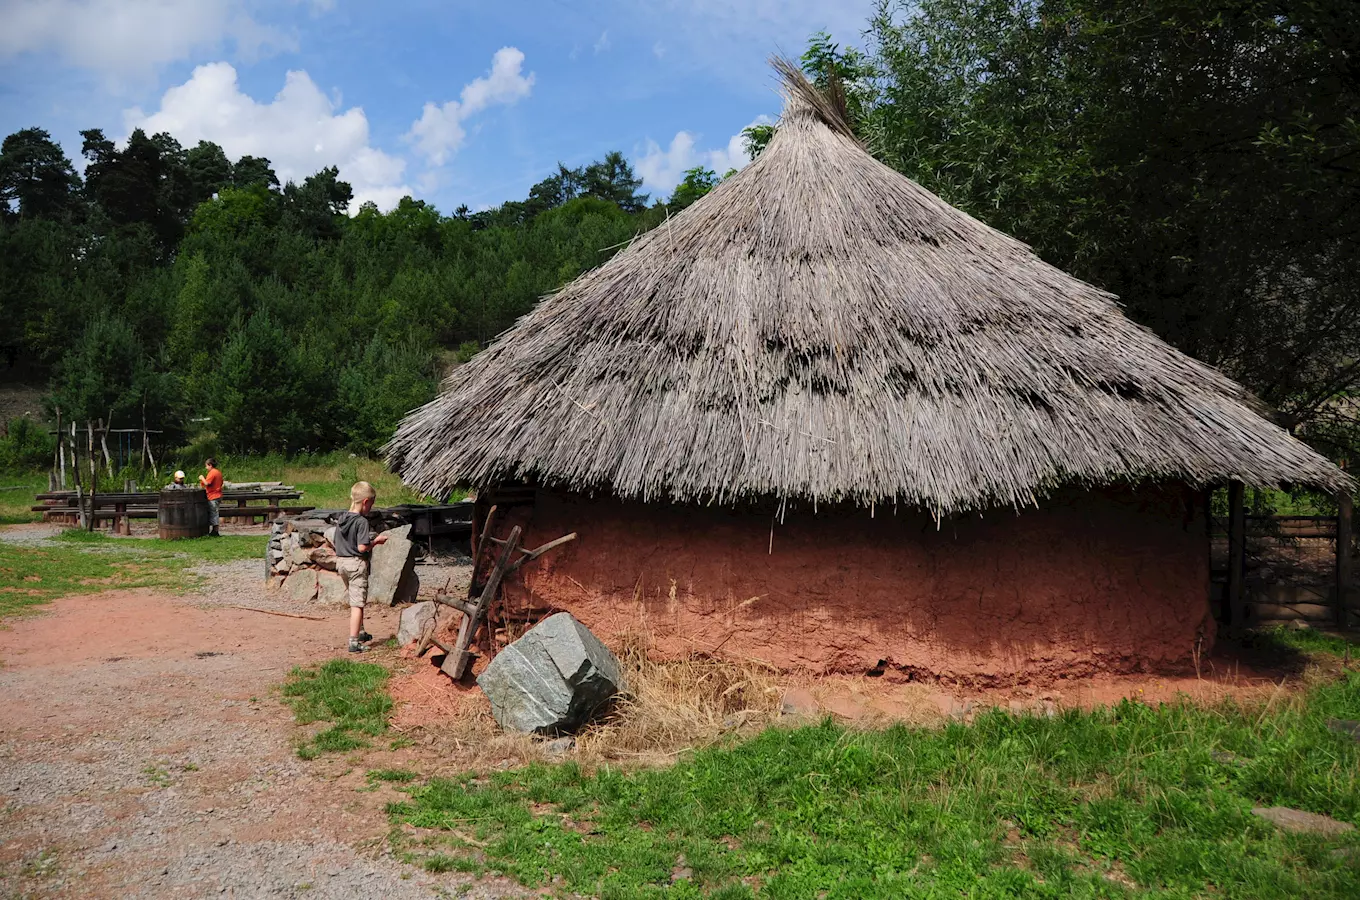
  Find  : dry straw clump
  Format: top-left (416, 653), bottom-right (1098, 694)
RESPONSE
top-left (390, 638), bottom-right (783, 767)
top-left (387, 60), bottom-right (1349, 515)
top-left (574, 635), bottom-right (784, 761)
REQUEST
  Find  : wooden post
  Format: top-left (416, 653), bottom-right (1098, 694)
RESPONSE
top-left (100, 415), bottom-right (114, 479)
top-left (1228, 481), bottom-right (1246, 635)
top-left (56, 408), bottom-right (65, 489)
top-left (1338, 492), bottom-right (1354, 631)
top-left (69, 423), bottom-right (84, 529)
top-left (87, 421), bottom-right (97, 532)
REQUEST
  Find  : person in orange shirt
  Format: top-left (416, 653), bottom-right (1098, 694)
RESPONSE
top-left (199, 457), bottom-right (224, 537)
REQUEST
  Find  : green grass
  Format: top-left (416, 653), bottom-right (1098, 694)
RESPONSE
top-left (369, 768), bottom-right (420, 784)
top-left (387, 674), bottom-right (1360, 899)
top-left (0, 474), bottom-right (46, 525)
top-left (1246, 625), bottom-right (1360, 659)
top-left (0, 529), bottom-right (268, 619)
top-left (51, 528), bottom-right (267, 562)
top-left (283, 659), bottom-right (393, 760)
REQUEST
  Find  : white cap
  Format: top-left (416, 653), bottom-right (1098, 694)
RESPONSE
top-left (173, 470), bottom-right (185, 480)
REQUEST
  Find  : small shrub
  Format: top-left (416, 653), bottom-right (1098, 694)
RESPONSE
top-left (0, 416), bottom-right (55, 472)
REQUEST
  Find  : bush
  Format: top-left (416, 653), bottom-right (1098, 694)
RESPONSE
top-left (0, 417), bottom-right (54, 472)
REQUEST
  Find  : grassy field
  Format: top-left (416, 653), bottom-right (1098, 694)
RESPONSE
top-left (380, 645), bottom-right (1360, 899)
top-left (0, 530), bottom-right (266, 619)
top-left (1, 452), bottom-right (442, 526)
top-left (0, 474), bottom-right (46, 525)
top-left (220, 453), bottom-right (437, 511)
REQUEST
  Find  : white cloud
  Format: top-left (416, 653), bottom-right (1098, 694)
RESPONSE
top-left (594, 30), bottom-right (611, 54)
top-left (652, 41), bottom-right (666, 59)
top-left (634, 116), bottom-right (772, 195)
top-left (0, 0), bottom-right (300, 75)
top-left (123, 62), bottom-right (412, 211)
top-left (407, 47), bottom-right (534, 167)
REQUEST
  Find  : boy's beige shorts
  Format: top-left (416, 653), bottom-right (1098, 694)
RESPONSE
top-left (336, 557), bottom-right (368, 608)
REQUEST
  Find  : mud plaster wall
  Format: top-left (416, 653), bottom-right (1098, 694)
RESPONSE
top-left (492, 486), bottom-right (1214, 681)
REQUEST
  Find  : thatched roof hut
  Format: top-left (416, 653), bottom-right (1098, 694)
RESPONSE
top-left (388, 66), bottom-right (1344, 512)
top-left (388, 65), bottom-right (1349, 680)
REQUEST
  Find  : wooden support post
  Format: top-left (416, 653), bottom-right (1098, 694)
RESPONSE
top-left (87, 421), bottom-right (97, 532)
top-left (1338, 491), bottom-right (1354, 631)
top-left (68, 422), bottom-right (84, 529)
top-left (56, 408), bottom-right (65, 489)
top-left (52, 406), bottom-right (61, 488)
top-left (141, 402), bottom-right (156, 476)
top-left (100, 415), bottom-right (114, 479)
top-left (1227, 480), bottom-right (1246, 635)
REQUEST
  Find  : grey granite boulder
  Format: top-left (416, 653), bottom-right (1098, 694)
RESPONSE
top-left (477, 613), bottom-right (626, 735)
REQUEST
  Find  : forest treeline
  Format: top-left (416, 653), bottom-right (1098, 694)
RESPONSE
top-left (2, 0), bottom-right (1357, 470)
top-left (0, 129), bottom-right (714, 458)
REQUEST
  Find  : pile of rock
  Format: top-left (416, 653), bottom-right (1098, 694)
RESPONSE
top-left (266, 513), bottom-right (418, 606)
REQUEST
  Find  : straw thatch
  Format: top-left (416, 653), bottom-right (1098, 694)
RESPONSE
top-left (387, 62), bottom-right (1350, 514)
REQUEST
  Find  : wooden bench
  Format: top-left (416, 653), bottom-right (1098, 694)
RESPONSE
top-left (216, 505), bottom-right (315, 524)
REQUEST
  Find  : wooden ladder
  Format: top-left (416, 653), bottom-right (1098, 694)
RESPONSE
top-left (417, 505), bottom-right (576, 680)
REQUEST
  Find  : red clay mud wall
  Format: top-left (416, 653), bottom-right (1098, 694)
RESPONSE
top-left (492, 486), bottom-right (1213, 681)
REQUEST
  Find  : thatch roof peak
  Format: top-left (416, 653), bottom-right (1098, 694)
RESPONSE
top-left (386, 64), bottom-right (1349, 512)
top-left (773, 56), bottom-right (857, 141)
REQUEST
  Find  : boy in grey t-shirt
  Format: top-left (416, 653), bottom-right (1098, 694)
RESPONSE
top-left (335, 481), bottom-right (387, 652)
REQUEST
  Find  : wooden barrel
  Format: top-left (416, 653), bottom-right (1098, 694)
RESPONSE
top-left (159, 488), bottom-right (210, 540)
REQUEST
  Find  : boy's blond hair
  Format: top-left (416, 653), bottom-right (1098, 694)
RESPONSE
top-left (350, 481), bottom-right (377, 504)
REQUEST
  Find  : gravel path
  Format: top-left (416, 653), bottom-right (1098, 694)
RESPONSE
top-left (0, 523), bottom-right (64, 545)
top-left (0, 541), bottom-right (521, 900)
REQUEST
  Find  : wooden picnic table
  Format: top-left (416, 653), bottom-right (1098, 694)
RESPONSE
top-left (35, 490), bottom-right (303, 504)
top-left (34, 487), bottom-right (308, 533)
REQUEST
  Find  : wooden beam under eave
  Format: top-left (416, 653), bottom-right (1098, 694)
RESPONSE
top-left (1337, 491), bottom-right (1354, 631)
top-left (1228, 481), bottom-right (1246, 636)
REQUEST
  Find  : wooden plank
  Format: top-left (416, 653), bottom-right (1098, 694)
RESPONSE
top-left (1228, 480), bottom-right (1246, 634)
top-left (434, 594), bottom-right (478, 617)
top-left (1338, 491), bottom-right (1354, 631)
top-left (506, 532), bottom-right (577, 574)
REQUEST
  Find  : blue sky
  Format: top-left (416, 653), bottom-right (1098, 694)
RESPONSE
top-left (0, 0), bottom-right (874, 212)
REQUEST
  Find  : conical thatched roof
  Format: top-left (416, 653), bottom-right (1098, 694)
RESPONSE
top-left (387, 64), bottom-right (1349, 513)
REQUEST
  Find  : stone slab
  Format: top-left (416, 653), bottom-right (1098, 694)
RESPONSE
top-left (477, 612), bottom-right (625, 735)
top-left (398, 601), bottom-right (437, 647)
top-left (308, 546), bottom-right (338, 571)
top-left (1326, 719), bottom-right (1360, 742)
top-left (368, 524), bottom-right (414, 607)
top-left (317, 570), bottom-right (347, 606)
top-left (285, 570), bottom-right (318, 604)
top-left (1252, 806), bottom-right (1355, 835)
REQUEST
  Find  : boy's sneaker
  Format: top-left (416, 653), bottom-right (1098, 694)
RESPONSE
top-left (348, 638), bottom-right (368, 653)
top-left (357, 631), bottom-right (373, 643)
